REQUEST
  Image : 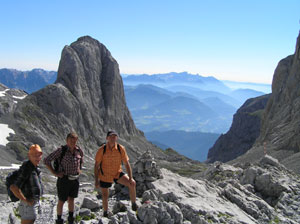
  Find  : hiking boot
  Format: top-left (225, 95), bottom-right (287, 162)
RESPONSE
top-left (55, 218), bottom-right (64, 224)
top-left (103, 210), bottom-right (112, 218)
top-left (103, 211), bottom-right (108, 217)
top-left (132, 202), bottom-right (138, 211)
top-left (68, 216), bottom-right (75, 224)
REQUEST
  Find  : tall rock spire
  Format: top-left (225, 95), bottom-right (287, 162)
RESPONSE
top-left (5, 36), bottom-right (165, 164)
top-left (232, 31), bottom-right (300, 173)
top-left (55, 35), bottom-right (140, 138)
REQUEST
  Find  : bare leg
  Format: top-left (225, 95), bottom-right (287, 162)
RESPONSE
top-left (117, 174), bottom-right (136, 203)
top-left (100, 187), bottom-right (109, 212)
top-left (67, 197), bottom-right (75, 212)
top-left (57, 200), bottom-right (65, 216)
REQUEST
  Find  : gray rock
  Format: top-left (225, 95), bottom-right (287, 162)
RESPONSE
top-left (0, 35), bottom-right (169, 192)
top-left (79, 208), bottom-right (91, 217)
top-left (142, 189), bottom-right (160, 203)
top-left (163, 201), bottom-right (183, 224)
top-left (81, 196), bottom-right (100, 210)
top-left (2, 154), bottom-right (300, 224)
top-left (254, 172), bottom-right (290, 198)
top-left (133, 151), bottom-right (163, 197)
top-left (260, 155), bottom-right (281, 167)
top-left (232, 31), bottom-right (300, 174)
top-left (112, 201), bottom-right (127, 214)
top-left (0, 83), bottom-right (27, 117)
top-left (207, 94), bottom-right (270, 163)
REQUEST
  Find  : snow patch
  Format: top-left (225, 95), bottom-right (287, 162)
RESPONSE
top-left (0, 89), bottom-right (9, 97)
top-left (0, 163), bottom-right (21, 170)
top-left (13, 95), bottom-right (26, 100)
top-left (0, 124), bottom-right (15, 146)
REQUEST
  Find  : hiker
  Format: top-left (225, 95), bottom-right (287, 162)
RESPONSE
top-left (10, 144), bottom-right (43, 224)
top-left (94, 130), bottom-right (138, 217)
top-left (44, 132), bottom-right (83, 224)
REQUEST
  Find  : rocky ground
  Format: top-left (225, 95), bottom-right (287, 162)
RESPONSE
top-left (1, 152), bottom-right (300, 224)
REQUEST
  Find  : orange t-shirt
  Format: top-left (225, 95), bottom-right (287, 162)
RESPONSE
top-left (95, 143), bottom-right (129, 183)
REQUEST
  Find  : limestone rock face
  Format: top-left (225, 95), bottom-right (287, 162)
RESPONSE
top-left (55, 36), bottom-right (140, 139)
top-left (2, 153), bottom-right (300, 223)
top-left (0, 36), bottom-right (167, 192)
top-left (259, 32), bottom-right (300, 152)
top-left (207, 94), bottom-right (270, 163)
top-left (233, 31), bottom-right (300, 173)
top-left (5, 36), bottom-right (164, 156)
top-left (0, 83), bottom-right (27, 117)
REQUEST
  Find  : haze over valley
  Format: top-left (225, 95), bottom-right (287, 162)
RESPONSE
top-left (0, 69), bottom-right (269, 161)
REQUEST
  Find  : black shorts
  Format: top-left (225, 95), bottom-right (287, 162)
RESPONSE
top-left (57, 176), bottom-right (79, 201)
top-left (99, 172), bottom-right (125, 188)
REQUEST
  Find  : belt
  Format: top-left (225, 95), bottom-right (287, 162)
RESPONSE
top-left (67, 174), bottom-right (79, 180)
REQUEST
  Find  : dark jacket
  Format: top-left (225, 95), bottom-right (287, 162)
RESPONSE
top-left (15, 160), bottom-right (43, 200)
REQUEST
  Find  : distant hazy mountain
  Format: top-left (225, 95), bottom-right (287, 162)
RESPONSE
top-left (0, 69), bottom-right (265, 135)
top-left (124, 84), bottom-right (235, 133)
top-left (123, 73), bottom-right (267, 109)
top-left (145, 130), bottom-right (220, 161)
top-left (163, 85), bottom-right (265, 109)
top-left (122, 72), bottom-right (231, 94)
top-left (131, 94), bottom-right (233, 133)
top-left (163, 84), bottom-right (241, 108)
top-left (124, 84), bottom-right (199, 111)
top-left (0, 68), bottom-right (57, 93)
top-left (124, 84), bottom-right (172, 110)
top-left (201, 97), bottom-right (236, 116)
top-left (223, 80), bottom-right (271, 93)
top-left (229, 88), bottom-right (266, 106)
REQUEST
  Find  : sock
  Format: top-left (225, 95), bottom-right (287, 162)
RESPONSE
top-left (69, 211), bottom-right (74, 218)
top-left (57, 215), bottom-right (62, 220)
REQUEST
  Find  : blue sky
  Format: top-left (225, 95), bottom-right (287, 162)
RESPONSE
top-left (0, 0), bottom-right (299, 84)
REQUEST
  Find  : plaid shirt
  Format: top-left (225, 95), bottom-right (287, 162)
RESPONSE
top-left (95, 143), bottom-right (129, 183)
top-left (44, 145), bottom-right (83, 175)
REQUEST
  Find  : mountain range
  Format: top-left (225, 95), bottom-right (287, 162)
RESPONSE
top-left (122, 73), bottom-right (266, 132)
top-left (0, 36), bottom-right (174, 183)
top-left (1, 33), bottom-right (300, 223)
top-left (0, 69), bottom-right (267, 161)
top-left (0, 68), bottom-right (56, 93)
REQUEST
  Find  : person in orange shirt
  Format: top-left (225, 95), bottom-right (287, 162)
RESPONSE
top-left (94, 130), bottom-right (138, 217)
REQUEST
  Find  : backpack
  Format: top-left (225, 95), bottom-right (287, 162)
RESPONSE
top-left (52, 145), bottom-right (83, 172)
top-left (99, 143), bottom-right (121, 175)
top-left (6, 170), bottom-right (21, 202)
top-left (52, 145), bottom-right (68, 172)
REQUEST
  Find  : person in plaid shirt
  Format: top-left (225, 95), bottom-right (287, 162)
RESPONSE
top-left (44, 132), bottom-right (83, 224)
top-left (94, 130), bottom-right (138, 217)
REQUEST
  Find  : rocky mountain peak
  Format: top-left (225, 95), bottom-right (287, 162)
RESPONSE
top-left (0, 36), bottom-right (168, 171)
top-left (207, 94), bottom-right (270, 163)
top-left (258, 31), bottom-right (300, 156)
top-left (230, 31), bottom-right (300, 173)
top-left (55, 35), bottom-right (139, 138)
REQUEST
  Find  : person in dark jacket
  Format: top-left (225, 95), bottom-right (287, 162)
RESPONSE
top-left (44, 132), bottom-right (83, 224)
top-left (10, 144), bottom-right (43, 224)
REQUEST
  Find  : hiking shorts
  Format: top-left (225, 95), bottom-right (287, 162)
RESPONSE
top-left (57, 176), bottom-right (79, 201)
top-left (19, 200), bottom-right (40, 220)
top-left (99, 172), bottom-right (125, 188)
